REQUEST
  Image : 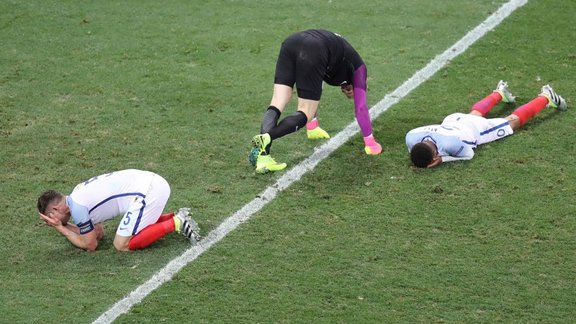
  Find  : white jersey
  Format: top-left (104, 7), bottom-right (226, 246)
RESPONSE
top-left (406, 113), bottom-right (513, 163)
top-left (66, 169), bottom-right (170, 236)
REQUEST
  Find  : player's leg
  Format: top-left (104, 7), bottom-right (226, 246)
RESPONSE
top-left (267, 34), bottom-right (298, 116)
top-left (264, 46), bottom-right (322, 143)
top-left (248, 45), bottom-right (295, 168)
top-left (250, 36), bottom-right (324, 173)
top-left (123, 219), bottom-right (175, 251)
top-left (113, 176), bottom-right (172, 251)
top-left (476, 117), bottom-right (514, 145)
top-left (122, 208), bottom-right (199, 251)
top-left (253, 84), bottom-right (292, 156)
top-left (269, 34), bottom-right (325, 142)
top-left (157, 212), bottom-right (175, 222)
top-left (470, 80), bottom-right (515, 116)
top-left (449, 113), bottom-right (514, 146)
top-left (251, 101), bottom-right (311, 173)
top-left (261, 38), bottom-right (298, 134)
top-left (268, 98), bottom-right (316, 137)
top-left (507, 95), bottom-right (550, 129)
top-left (269, 84), bottom-right (292, 114)
top-left (508, 85), bottom-right (567, 129)
top-left (261, 84), bottom-right (293, 136)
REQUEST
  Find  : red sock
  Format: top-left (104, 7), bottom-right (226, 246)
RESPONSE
top-left (471, 92), bottom-right (502, 116)
top-left (511, 96), bottom-right (548, 126)
top-left (157, 212), bottom-right (174, 223)
top-left (128, 218), bottom-right (176, 250)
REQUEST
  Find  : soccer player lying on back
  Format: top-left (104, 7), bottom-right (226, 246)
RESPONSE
top-left (406, 81), bottom-right (567, 168)
top-left (37, 169), bottom-right (200, 251)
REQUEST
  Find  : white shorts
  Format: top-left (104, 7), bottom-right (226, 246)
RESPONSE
top-left (116, 174), bottom-right (171, 237)
top-left (442, 113), bottom-right (514, 146)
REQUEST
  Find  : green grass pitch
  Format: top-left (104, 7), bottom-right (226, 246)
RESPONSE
top-left (1, 0), bottom-right (575, 322)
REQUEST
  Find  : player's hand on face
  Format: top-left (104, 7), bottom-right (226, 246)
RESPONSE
top-left (427, 155), bottom-right (442, 168)
top-left (39, 212), bottom-right (63, 227)
top-left (341, 84), bottom-right (353, 98)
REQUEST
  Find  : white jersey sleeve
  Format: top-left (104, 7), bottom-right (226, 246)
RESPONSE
top-left (66, 196), bottom-right (93, 234)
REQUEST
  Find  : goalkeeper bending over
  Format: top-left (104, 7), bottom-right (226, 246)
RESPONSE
top-left (249, 29), bottom-right (382, 174)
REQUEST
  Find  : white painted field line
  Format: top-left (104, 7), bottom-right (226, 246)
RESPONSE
top-left (93, 0), bottom-right (527, 322)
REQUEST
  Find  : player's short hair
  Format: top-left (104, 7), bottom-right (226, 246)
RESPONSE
top-left (410, 143), bottom-right (434, 168)
top-left (37, 190), bottom-right (64, 214)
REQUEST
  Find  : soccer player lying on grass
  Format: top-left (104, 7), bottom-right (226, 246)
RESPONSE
top-left (37, 169), bottom-right (200, 252)
top-left (249, 29), bottom-right (382, 174)
top-left (406, 81), bottom-right (567, 168)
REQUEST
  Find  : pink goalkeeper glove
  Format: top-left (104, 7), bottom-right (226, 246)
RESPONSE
top-left (363, 134), bottom-right (382, 155)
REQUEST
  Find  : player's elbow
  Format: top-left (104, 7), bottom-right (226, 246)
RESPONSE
top-left (84, 240), bottom-right (98, 252)
top-left (78, 231), bottom-right (99, 251)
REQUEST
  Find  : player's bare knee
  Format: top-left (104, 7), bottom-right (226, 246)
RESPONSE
top-left (506, 114), bottom-right (521, 130)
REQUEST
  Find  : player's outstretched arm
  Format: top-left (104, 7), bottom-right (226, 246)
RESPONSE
top-left (351, 65), bottom-right (382, 155)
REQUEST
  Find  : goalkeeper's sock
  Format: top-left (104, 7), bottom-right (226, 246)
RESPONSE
top-left (306, 117), bottom-right (330, 139)
top-left (306, 117), bottom-right (320, 130)
top-left (261, 106), bottom-right (281, 134)
top-left (511, 96), bottom-right (548, 126)
top-left (471, 92), bottom-right (502, 116)
top-left (268, 111), bottom-right (307, 140)
top-left (128, 218), bottom-right (176, 250)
